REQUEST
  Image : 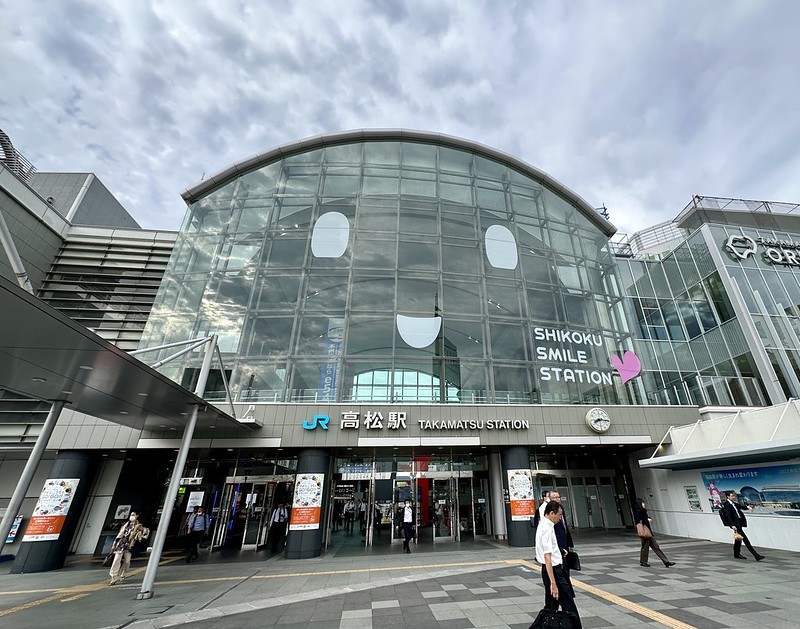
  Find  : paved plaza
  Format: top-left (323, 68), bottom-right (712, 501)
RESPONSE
top-left (0, 530), bottom-right (798, 628)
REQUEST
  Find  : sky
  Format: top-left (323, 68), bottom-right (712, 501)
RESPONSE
top-left (1, 0), bottom-right (799, 237)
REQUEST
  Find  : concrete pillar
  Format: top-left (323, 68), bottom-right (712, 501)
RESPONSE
top-left (11, 451), bottom-right (97, 573)
top-left (488, 453), bottom-right (507, 540)
top-left (500, 446), bottom-right (534, 548)
top-left (285, 448), bottom-right (330, 559)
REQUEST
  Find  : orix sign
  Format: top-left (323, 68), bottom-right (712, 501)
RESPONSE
top-left (725, 234), bottom-right (800, 267)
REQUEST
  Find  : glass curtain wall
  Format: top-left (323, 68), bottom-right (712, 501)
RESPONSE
top-left (619, 227), bottom-right (771, 406)
top-left (141, 139), bottom-right (641, 405)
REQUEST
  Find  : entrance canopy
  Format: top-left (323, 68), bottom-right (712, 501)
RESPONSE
top-left (639, 401), bottom-right (800, 470)
top-left (0, 276), bottom-right (252, 432)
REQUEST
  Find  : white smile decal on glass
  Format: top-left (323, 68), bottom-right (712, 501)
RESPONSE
top-left (311, 213), bottom-right (518, 348)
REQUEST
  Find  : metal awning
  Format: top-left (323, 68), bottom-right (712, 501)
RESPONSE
top-left (639, 438), bottom-right (800, 470)
top-left (0, 275), bottom-right (252, 432)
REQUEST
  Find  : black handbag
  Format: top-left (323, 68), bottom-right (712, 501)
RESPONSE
top-left (529, 605), bottom-right (580, 629)
top-left (101, 551), bottom-right (115, 567)
top-left (566, 550), bottom-right (581, 571)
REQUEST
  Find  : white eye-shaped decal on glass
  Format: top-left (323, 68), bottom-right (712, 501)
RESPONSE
top-left (485, 224), bottom-right (518, 269)
top-left (311, 212), bottom-right (349, 258)
top-left (397, 314), bottom-right (442, 348)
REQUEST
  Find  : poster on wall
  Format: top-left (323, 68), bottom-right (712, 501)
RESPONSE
top-left (701, 464), bottom-right (800, 516)
top-left (114, 505), bottom-right (131, 520)
top-left (185, 492), bottom-right (205, 513)
top-left (507, 469), bottom-right (536, 521)
top-left (289, 473), bottom-right (324, 531)
top-left (22, 478), bottom-right (81, 542)
top-left (6, 515), bottom-right (23, 543)
top-left (684, 486), bottom-right (702, 512)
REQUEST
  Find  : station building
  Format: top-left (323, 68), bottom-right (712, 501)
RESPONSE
top-left (1, 129), bottom-right (799, 563)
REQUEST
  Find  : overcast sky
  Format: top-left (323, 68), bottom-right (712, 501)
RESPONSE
top-left (2, 1), bottom-right (799, 237)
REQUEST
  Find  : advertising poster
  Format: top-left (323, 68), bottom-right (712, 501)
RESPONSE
top-left (22, 478), bottom-right (81, 542)
top-left (318, 319), bottom-right (343, 402)
top-left (289, 473), bottom-right (325, 531)
top-left (684, 486), bottom-right (702, 512)
top-left (186, 491), bottom-right (205, 513)
top-left (701, 464), bottom-right (800, 516)
top-left (6, 515), bottom-right (23, 543)
top-left (507, 469), bottom-right (536, 521)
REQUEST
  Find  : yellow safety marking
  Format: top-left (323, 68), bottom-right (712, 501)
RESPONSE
top-left (0, 556), bottom-right (697, 629)
top-left (0, 555), bottom-right (182, 618)
top-left (514, 560), bottom-right (697, 629)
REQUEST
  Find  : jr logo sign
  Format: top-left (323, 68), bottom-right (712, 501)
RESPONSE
top-left (302, 415), bottom-right (330, 430)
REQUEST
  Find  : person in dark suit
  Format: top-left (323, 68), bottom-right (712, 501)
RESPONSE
top-left (719, 490), bottom-right (765, 561)
top-left (549, 491), bottom-right (575, 590)
top-left (633, 498), bottom-right (675, 568)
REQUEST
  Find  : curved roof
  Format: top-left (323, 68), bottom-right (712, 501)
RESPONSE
top-left (181, 129), bottom-right (616, 237)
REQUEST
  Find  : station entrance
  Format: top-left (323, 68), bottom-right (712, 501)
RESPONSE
top-left (210, 475), bottom-right (294, 551)
top-left (326, 454), bottom-right (492, 549)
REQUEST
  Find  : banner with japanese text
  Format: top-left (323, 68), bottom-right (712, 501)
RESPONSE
top-left (289, 473), bottom-right (324, 530)
top-left (507, 469), bottom-right (536, 521)
top-left (22, 478), bottom-right (80, 542)
top-left (701, 464), bottom-right (800, 516)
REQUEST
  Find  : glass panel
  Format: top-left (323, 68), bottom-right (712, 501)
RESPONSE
top-left (353, 236), bottom-right (397, 269)
top-left (442, 280), bottom-right (483, 316)
top-left (399, 239), bottom-right (439, 270)
top-left (303, 275), bottom-right (348, 312)
top-left (350, 276), bottom-right (395, 312)
top-left (346, 316), bottom-right (395, 357)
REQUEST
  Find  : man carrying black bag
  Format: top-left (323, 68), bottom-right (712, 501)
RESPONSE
top-left (532, 501), bottom-right (581, 629)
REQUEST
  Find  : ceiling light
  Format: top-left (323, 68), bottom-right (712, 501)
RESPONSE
top-left (61, 390), bottom-right (72, 395)
top-left (137, 393), bottom-right (148, 397)
top-left (119, 411), bottom-right (128, 415)
top-left (79, 365), bottom-right (93, 370)
top-left (159, 425), bottom-right (166, 428)
top-left (32, 377), bottom-right (46, 383)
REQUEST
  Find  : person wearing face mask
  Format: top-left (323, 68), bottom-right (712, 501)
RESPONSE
top-left (109, 510), bottom-right (150, 585)
top-left (401, 499), bottom-right (415, 553)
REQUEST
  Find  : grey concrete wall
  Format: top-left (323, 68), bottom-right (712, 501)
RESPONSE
top-left (135, 403), bottom-right (698, 449)
top-left (0, 166), bottom-right (65, 291)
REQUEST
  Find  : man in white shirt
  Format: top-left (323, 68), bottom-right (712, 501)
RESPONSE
top-left (269, 502), bottom-right (289, 554)
top-left (401, 499), bottom-right (414, 553)
top-left (535, 502), bottom-right (581, 626)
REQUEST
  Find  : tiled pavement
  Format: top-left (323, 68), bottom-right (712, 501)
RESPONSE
top-left (1, 531), bottom-right (799, 628)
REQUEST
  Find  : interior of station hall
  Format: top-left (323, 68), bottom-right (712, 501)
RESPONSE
top-left (2, 127), bottom-right (800, 566)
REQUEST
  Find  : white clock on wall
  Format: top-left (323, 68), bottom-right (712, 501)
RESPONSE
top-left (585, 408), bottom-right (611, 433)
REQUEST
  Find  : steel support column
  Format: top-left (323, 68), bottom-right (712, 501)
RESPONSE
top-left (137, 335), bottom-right (216, 600)
top-left (0, 400), bottom-right (65, 555)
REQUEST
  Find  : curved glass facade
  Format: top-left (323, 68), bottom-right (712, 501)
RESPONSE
top-left (142, 136), bottom-right (643, 405)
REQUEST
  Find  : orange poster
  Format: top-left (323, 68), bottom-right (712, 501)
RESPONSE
top-left (507, 469), bottom-right (536, 521)
top-left (22, 478), bottom-right (80, 542)
top-left (289, 473), bottom-right (324, 531)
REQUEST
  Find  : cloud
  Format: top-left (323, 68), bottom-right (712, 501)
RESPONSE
top-left (0, 0), bottom-right (798, 238)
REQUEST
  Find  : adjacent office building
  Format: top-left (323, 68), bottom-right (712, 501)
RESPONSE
top-left (1, 129), bottom-right (798, 562)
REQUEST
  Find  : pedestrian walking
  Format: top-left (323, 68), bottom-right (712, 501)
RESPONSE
top-left (401, 499), bottom-right (414, 553)
top-left (535, 501), bottom-right (581, 627)
top-left (269, 502), bottom-right (289, 554)
top-left (185, 505), bottom-right (209, 562)
top-left (720, 490), bottom-right (765, 561)
top-left (549, 491), bottom-right (576, 587)
top-left (343, 499), bottom-right (356, 533)
top-left (108, 510), bottom-right (149, 585)
top-left (634, 498), bottom-right (675, 568)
